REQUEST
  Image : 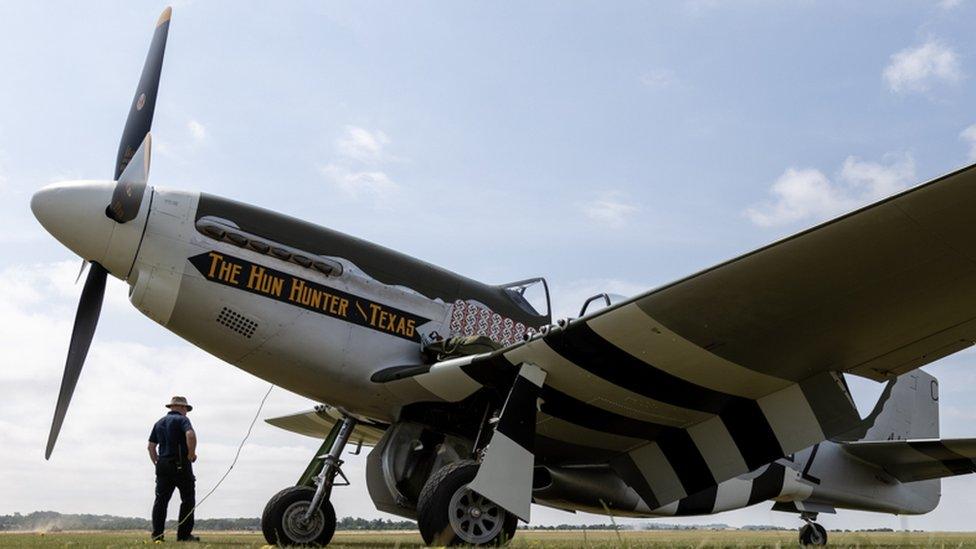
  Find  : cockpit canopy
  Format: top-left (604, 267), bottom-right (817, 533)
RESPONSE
top-left (499, 277), bottom-right (551, 321)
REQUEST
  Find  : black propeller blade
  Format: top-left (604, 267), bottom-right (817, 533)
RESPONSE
top-left (46, 8), bottom-right (171, 460)
top-left (107, 134), bottom-right (152, 222)
top-left (108, 6), bottom-right (170, 222)
top-left (45, 262), bottom-right (108, 459)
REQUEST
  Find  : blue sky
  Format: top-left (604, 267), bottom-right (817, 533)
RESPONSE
top-left (3, 0), bottom-right (976, 531)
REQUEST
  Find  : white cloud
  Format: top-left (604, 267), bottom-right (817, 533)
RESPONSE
top-left (0, 146), bottom-right (14, 193)
top-left (552, 278), bottom-right (649, 319)
top-left (939, 0), bottom-right (963, 9)
top-left (336, 126), bottom-right (389, 164)
top-left (582, 192), bottom-right (640, 228)
top-left (321, 126), bottom-right (401, 208)
top-left (745, 168), bottom-right (841, 227)
top-left (883, 40), bottom-right (961, 94)
top-left (960, 123), bottom-right (976, 160)
top-left (152, 121), bottom-right (207, 166)
top-left (639, 69), bottom-right (677, 90)
top-left (320, 163), bottom-right (400, 208)
top-left (681, 0), bottom-right (780, 16)
top-left (838, 154), bottom-right (915, 198)
top-left (187, 119), bottom-right (207, 143)
top-left (745, 153), bottom-right (915, 227)
top-left (683, 0), bottom-right (721, 15)
top-left (46, 170), bottom-right (85, 184)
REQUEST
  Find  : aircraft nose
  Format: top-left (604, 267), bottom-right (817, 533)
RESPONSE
top-left (31, 180), bottom-right (118, 265)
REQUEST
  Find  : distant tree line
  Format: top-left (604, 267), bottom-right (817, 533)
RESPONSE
top-left (525, 523), bottom-right (740, 531)
top-left (6, 511), bottom-right (892, 533)
top-left (0, 512), bottom-right (415, 532)
top-left (335, 517), bottom-right (416, 530)
top-left (524, 523), bottom-right (627, 530)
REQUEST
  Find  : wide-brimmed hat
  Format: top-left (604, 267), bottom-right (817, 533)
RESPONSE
top-left (165, 395), bottom-right (193, 411)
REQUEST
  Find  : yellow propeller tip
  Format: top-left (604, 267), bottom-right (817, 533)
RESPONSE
top-left (157, 7), bottom-right (172, 28)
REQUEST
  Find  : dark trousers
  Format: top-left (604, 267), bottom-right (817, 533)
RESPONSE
top-left (152, 459), bottom-right (195, 539)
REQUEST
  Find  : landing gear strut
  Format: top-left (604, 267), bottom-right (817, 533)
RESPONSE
top-left (798, 512), bottom-right (827, 546)
top-left (262, 415), bottom-right (357, 546)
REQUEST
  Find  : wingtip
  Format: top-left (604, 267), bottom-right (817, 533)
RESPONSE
top-left (156, 6), bottom-right (173, 28)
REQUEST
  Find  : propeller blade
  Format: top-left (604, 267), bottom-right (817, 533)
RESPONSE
top-left (107, 133), bottom-right (152, 222)
top-left (45, 262), bottom-right (108, 459)
top-left (114, 7), bottom-right (170, 179)
top-left (106, 8), bottom-right (173, 223)
top-left (74, 259), bottom-right (88, 284)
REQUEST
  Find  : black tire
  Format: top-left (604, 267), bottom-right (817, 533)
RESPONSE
top-left (416, 460), bottom-right (518, 546)
top-left (261, 486), bottom-right (336, 546)
top-left (799, 522), bottom-right (827, 546)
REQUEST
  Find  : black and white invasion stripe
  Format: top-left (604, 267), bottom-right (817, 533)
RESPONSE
top-left (466, 362), bottom-right (547, 521)
top-left (378, 300), bottom-right (861, 512)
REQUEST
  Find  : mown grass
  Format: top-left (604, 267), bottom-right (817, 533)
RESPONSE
top-left (2, 529), bottom-right (976, 548)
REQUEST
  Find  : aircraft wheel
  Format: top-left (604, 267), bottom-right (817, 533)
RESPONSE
top-left (261, 486), bottom-right (336, 546)
top-left (799, 522), bottom-right (827, 546)
top-left (417, 460), bottom-right (518, 546)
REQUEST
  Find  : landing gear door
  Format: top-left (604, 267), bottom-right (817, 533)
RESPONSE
top-left (500, 277), bottom-right (551, 324)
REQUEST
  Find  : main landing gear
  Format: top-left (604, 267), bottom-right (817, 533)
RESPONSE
top-left (262, 416), bottom-right (357, 546)
top-left (798, 512), bottom-right (828, 546)
top-left (416, 460), bottom-right (517, 546)
top-left (263, 414), bottom-right (518, 547)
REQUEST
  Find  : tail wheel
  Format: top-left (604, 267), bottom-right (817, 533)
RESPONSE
top-left (262, 486), bottom-right (336, 547)
top-left (799, 522), bottom-right (827, 546)
top-left (417, 460), bottom-right (518, 546)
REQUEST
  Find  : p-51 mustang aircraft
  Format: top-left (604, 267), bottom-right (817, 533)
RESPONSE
top-left (34, 8), bottom-right (976, 547)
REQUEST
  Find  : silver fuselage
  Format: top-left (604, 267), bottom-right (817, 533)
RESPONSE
top-left (129, 186), bottom-right (490, 420)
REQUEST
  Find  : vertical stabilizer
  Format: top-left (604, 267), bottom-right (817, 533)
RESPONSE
top-left (841, 369), bottom-right (939, 441)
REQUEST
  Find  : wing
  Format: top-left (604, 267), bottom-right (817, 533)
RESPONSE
top-left (842, 439), bottom-right (976, 482)
top-left (265, 405), bottom-right (387, 447)
top-left (378, 162), bottom-right (976, 511)
top-left (636, 162), bottom-right (976, 383)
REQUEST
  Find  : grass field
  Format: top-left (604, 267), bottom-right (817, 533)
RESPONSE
top-left (2, 529), bottom-right (976, 548)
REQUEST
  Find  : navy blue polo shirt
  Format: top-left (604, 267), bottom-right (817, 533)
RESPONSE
top-left (149, 411), bottom-right (194, 461)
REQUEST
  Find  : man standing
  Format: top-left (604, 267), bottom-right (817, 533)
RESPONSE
top-left (148, 396), bottom-right (199, 542)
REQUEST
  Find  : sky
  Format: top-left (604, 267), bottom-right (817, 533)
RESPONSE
top-left (3, 0), bottom-right (976, 533)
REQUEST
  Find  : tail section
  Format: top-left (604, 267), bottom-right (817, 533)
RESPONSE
top-left (841, 438), bottom-right (976, 482)
top-left (840, 369), bottom-right (939, 442)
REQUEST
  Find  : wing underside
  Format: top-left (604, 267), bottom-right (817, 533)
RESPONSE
top-left (635, 162), bottom-right (976, 383)
top-left (265, 405), bottom-right (387, 447)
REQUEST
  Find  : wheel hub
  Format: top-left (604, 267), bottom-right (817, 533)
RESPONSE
top-left (281, 501), bottom-right (325, 544)
top-left (449, 485), bottom-right (505, 545)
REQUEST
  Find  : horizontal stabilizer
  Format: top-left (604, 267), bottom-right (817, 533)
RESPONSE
top-left (265, 405), bottom-right (386, 447)
top-left (841, 438), bottom-right (976, 482)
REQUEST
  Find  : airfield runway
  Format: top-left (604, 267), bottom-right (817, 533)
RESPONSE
top-left (1, 529), bottom-right (973, 547)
